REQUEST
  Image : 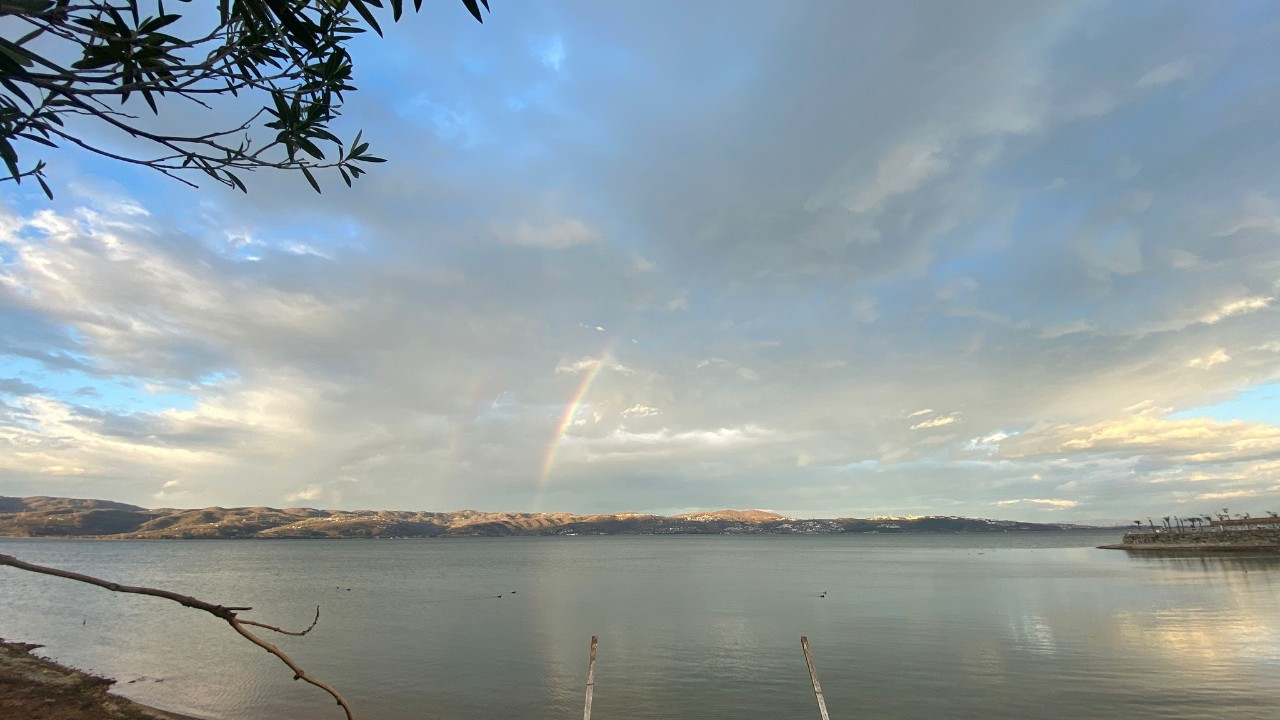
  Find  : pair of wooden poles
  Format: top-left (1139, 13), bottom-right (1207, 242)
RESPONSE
top-left (581, 635), bottom-right (831, 720)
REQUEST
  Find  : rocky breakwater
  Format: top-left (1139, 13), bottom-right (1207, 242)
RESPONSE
top-left (1099, 528), bottom-right (1280, 552)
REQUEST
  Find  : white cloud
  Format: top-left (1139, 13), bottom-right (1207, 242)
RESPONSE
top-left (696, 357), bottom-right (759, 380)
top-left (534, 35), bottom-right (566, 72)
top-left (995, 498), bottom-right (1079, 509)
top-left (1136, 58), bottom-right (1192, 88)
top-left (911, 414), bottom-right (959, 430)
top-left (999, 415), bottom-right (1280, 467)
top-left (845, 140), bottom-right (948, 214)
top-left (1200, 296), bottom-right (1272, 325)
top-left (286, 484), bottom-right (325, 502)
top-left (501, 219), bottom-right (600, 248)
top-left (565, 424), bottom-right (778, 458)
top-left (1039, 320), bottom-right (1095, 339)
top-left (555, 355), bottom-right (631, 375)
top-left (1215, 196), bottom-right (1280, 237)
top-left (967, 430), bottom-right (1014, 454)
top-left (1188, 349), bottom-right (1231, 369)
top-left (1195, 490), bottom-right (1256, 501)
top-left (622, 404), bottom-right (660, 418)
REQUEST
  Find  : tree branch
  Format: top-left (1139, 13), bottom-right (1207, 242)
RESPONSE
top-left (0, 553), bottom-right (354, 720)
top-left (1, 0), bottom-right (488, 194)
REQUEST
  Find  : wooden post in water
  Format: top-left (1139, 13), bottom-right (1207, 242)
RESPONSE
top-left (801, 636), bottom-right (831, 720)
top-left (583, 635), bottom-right (598, 720)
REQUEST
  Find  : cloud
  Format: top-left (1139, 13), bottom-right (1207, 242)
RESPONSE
top-left (3, 2), bottom-right (1279, 521)
top-left (0, 378), bottom-right (43, 396)
top-left (1136, 58), bottom-right (1193, 88)
top-left (556, 355), bottom-right (631, 375)
top-left (533, 35), bottom-right (566, 72)
top-left (1200, 296), bottom-right (1272, 325)
top-left (499, 219), bottom-right (600, 249)
top-left (1195, 490), bottom-right (1261, 501)
top-left (1188, 349), bottom-right (1231, 369)
top-left (844, 140), bottom-right (948, 214)
top-left (911, 414), bottom-right (959, 431)
top-left (995, 498), bottom-right (1079, 509)
top-left (999, 415), bottom-right (1280, 465)
top-left (622, 404), bottom-right (660, 418)
top-left (286, 484), bottom-right (325, 502)
top-left (1114, 155), bottom-right (1142, 180)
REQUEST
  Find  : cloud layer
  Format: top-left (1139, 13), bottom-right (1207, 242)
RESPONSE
top-left (2, 1), bottom-right (1280, 522)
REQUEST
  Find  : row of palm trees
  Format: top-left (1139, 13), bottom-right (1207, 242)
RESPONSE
top-left (1132, 508), bottom-right (1280, 533)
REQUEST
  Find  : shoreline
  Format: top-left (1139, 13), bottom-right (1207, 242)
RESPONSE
top-left (1097, 543), bottom-right (1280, 553)
top-left (0, 638), bottom-right (209, 720)
top-left (0, 527), bottom-right (1117, 541)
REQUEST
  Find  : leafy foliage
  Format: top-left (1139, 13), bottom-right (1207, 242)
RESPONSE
top-left (0, 0), bottom-right (490, 196)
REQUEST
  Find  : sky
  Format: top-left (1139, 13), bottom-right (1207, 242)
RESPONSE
top-left (2, 1), bottom-right (1279, 524)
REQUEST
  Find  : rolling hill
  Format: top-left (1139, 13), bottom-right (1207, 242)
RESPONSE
top-left (0, 496), bottom-right (1086, 539)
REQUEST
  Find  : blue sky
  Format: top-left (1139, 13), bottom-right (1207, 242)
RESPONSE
top-left (2, 1), bottom-right (1280, 523)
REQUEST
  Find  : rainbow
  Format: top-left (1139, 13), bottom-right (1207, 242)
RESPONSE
top-left (534, 343), bottom-right (613, 508)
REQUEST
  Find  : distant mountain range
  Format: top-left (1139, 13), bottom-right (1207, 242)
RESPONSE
top-left (0, 496), bottom-right (1096, 539)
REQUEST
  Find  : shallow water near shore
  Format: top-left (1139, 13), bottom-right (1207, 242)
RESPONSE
top-left (2, 532), bottom-right (1279, 720)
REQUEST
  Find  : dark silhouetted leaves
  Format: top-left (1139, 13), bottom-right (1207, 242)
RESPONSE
top-left (1, 1), bottom-right (490, 195)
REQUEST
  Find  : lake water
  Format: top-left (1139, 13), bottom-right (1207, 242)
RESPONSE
top-left (2, 532), bottom-right (1278, 720)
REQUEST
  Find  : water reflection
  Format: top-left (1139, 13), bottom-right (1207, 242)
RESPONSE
top-left (1125, 553), bottom-right (1280, 574)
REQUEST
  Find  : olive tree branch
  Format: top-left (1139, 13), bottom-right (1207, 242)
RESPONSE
top-left (1, 0), bottom-right (489, 195)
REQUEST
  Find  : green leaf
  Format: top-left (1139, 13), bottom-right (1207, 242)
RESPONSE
top-left (0, 138), bottom-right (21, 180)
top-left (17, 133), bottom-right (57, 148)
top-left (0, 77), bottom-right (32, 105)
top-left (71, 53), bottom-right (120, 71)
top-left (141, 87), bottom-right (159, 115)
top-left (3, 0), bottom-right (55, 13)
top-left (301, 166), bottom-right (322, 193)
top-left (349, 0), bottom-right (384, 36)
top-left (271, 91), bottom-right (290, 120)
top-left (462, 0), bottom-right (488, 23)
top-left (140, 14), bottom-right (183, 33)
top-left (296, 137), bottom-right (325, 160)
top-left (0, 38), bottom-right (37, 70)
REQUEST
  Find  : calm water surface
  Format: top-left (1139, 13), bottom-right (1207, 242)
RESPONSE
top-left (2, 532), bottom-right (1278, 719)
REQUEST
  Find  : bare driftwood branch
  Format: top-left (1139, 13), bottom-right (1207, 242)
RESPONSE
top-left (0, 553), bottom-right (354, 720)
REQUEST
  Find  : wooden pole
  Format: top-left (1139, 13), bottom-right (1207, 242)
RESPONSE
top-left (583, 635), bottom-right (598, 720)
top-left (801, 636), bottom-right (831, 720)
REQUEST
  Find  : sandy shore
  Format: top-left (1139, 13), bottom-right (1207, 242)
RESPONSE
top-left (0, 639), bottom-right (208, 720)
